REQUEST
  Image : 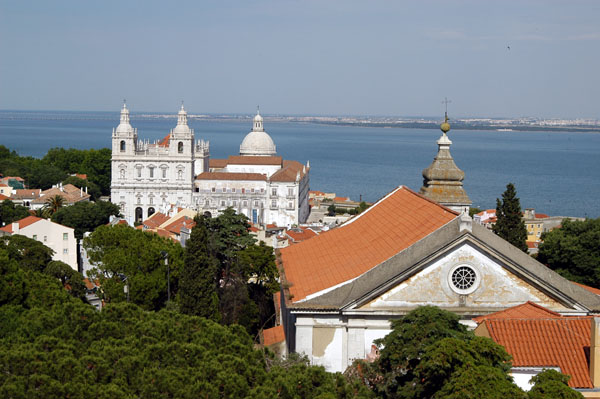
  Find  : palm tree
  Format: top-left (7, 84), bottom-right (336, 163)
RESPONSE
top-left (43, 194), bottom-right (65, 216)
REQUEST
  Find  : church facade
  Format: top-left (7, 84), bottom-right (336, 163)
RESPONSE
top-left (110, 104), bottom-right (310, 227)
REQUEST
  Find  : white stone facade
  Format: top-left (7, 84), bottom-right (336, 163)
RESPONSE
top-left (111, 105), bottom-right (310, 227)
top-left (111, 104), bottom-right (209, 224)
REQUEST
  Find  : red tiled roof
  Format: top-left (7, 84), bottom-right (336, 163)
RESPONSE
top-left (270, 160), bottom-right (307, 182)
top-left (573, 282), bottom-right (600, 296)
top-left (12, 189), bottom-right (41, 199)
top-left (484, 317), bottom-right (593, 388)
top-left (209, 159), bottom-right (229, 169)
top-left (0, 194), bottom-right (9, 201)
top-left (32, 184), bottom-right (90, 204)
top-left (286, 227), bottom-right (317, 243)
top-left (163, 216), bottom-right (195, 235)
top-left (334, 196), bottom-right (350, 202)
top-left (227, 155), bottom-right (282, 166)
top-left (309, 191), bottom-right (325, 196)
top-left (280, 186), bottom-right (458, 302)
top-left (536, 213), bottom-right (549, 219)
top-left (143, 212), bottom-right (170, 229)
top-left (75, 174), bottom-right (87, 180)
top-left (157, 133), bottom-right (170, 147)
top-left (0, 215), bottom-right (43, 233)
top-left (196, 172), bottom-right (267, 181)
top-left (262, 325), bottom-right (285, 346)
top-left (526, 241), bottom-right (539, 249)
top-left (473, 301), bottom-right (562, 324)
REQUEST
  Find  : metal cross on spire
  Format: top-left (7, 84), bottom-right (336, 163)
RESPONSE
top-left (442, 97), bottom-right (452, 121)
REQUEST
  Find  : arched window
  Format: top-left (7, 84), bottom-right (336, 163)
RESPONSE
top-left (178, 142), bottom-right (183, 153)
top-left (120, 140), bottom-right (126, 152)
top-left (148, 207), bottom-right (155, 217)
top-left (135, 207), bottom-right (143, 224)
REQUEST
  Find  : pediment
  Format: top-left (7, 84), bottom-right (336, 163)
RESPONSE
top-left (358, 242), bottom-right (572, 313)
top-left (293, 221), bottom-right (600, 314)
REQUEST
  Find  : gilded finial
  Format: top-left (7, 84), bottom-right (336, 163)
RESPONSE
top-left (441, 97), bottom-right (451, 133)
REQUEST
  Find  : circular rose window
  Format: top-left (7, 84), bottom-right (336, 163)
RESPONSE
top-left (448, 265), bottom-right (480, 295)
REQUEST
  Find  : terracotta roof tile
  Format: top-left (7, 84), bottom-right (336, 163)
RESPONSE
top-left (163, 216), bottom-right (195, 235)
top-left (262, 325), bottom-right (285, 346)
top-left (484, 317), bottom-right (593, 388)
top-left (143, 212), bottom-right (170, 229)
top-left (32, 184), bottom-right (90, 205)
top-left (0, 215), bottom-right (43, 233)
top-left (573, 282), bottom-right (600, 296)
top-left (280, 186), bottom-right (458, 302)
top-left (11, 189), bottom-right (41, 199)
top-left (209, 159), bottom-right (229, 169)
top-left (0, 194), bottom-right (9, 201)
top-left (473, 301), bottom-right (562, 324)
top-left (157, 133), bottom-right (170, 147)
top-left (227, 155), bottom-right (282, 166)
top-left (270, 160), bottom-right (307, 182)
top-left (286, 227), bottom-right (317, 243)
top-left (535, 213), bottom-right (549, 219)
top-left (196, 172), bottom-right (267, 181)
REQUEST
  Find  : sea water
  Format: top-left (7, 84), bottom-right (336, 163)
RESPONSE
top-left (0, 110), bottom-right (598, 218)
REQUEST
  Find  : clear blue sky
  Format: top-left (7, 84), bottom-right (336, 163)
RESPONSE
top-left (1, 0), bottom-right (599, 118)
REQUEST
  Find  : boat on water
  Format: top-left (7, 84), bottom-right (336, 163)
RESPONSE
top-left (496, 128), bottom-right (514, 132)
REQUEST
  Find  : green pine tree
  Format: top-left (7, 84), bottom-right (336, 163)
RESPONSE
top-left (493, 183), bottom-right (528, 253)
top-left (179, 215), bottom-right (221, 321)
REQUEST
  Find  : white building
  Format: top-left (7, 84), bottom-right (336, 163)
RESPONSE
top-left (0, 216), bottom-right (78, 270)
top-left (111, 103), bottom-right (209, 224)
top-left (111, 105), bottom-right (310, 227)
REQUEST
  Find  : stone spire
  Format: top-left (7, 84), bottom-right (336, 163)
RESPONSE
top-left (419, 112), bottom-right (471, 214)
top-left (114, 101), bottom-right (135, 136)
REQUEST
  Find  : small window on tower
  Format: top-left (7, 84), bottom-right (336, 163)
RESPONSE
top-left (178, 142), bottom-right (183, 153)
top-left (120, 140), bottom-right (126, 152)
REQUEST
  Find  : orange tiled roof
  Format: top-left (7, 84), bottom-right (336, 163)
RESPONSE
top-left (535, 213), bottom-right (549, 219)
top-left (526, 241), bottom-right (539, 249)
top-left (0, 194), bottom-right (9, 201)
top-left (334, 196), bottom-right (350, 202)
top-left (262, 325), bottom-right (285, 346)
top-left (270, 160), bottom-right (307, 182)
top-left (484, 317), bottom-right (593, 388)
top-left (209, 159), bottom-right (229, 169)
top-left (143, 212), bottom-right (170, 229)
top-left (75, 173), bottom-right (87, 180)
top-left (280, 186), bottom-right (458, 302)
top-left (12, 189), bottom-right (41, 199)
top-left (157, 133), bottom-right (170, 147)
top-left (573, 282), bottom-right (600, 296)
top-left (0, 215), bottom-right (43, 233)
top-left (163, 216), bottom-right (195, 235)
top-left (32, 184), bottom-right (90, 204)
top-left (473, 301), bottom-right (562, 324)
top-left (196, 172), bottom-right (267, 181)
top-left (286, 227), bottom-right (317, 243)
top-left (227, 155), bottom-right (282, 166)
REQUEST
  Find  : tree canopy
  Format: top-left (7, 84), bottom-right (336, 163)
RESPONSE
top-left (0, 241), bottom-right (372, 399)
top-left (493, 183), bottom-right (528, 252)
top-left (537, 218), bottom-right (600, 287)
top-left (51, 200), bottom-right (120, 239)
top-left (84, 224), bottom-right (184, 311)
top-left (0, 199), bottom-right (31, 226)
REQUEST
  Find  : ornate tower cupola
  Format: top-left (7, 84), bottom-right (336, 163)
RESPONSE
top-left (112, 101), bottom-right (137, 155)
top-left (419, 111), bottom-right (471, 214)
top-left (253, 107), bottom-right (264, 131)
top-left (171, 103), bottom-right (192, 138)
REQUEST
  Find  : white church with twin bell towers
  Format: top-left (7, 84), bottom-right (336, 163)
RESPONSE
top-left (110, 103), bottom-right (310, 227)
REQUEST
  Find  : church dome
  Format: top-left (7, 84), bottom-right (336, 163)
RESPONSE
top-left (240, 108), bottom-right (276, 156)
top-left (115, 102), bottom-right (134, 135)
top-left (240, 131), bottom-right (277, 156)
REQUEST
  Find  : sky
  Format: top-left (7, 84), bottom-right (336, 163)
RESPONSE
top-left (1, 0), bottom-right (599, 118)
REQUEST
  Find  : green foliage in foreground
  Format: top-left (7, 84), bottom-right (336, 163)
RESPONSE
top-left (0, 200), bottom-right (31, 227)
top-left (51, 200), bottom-right (121, 239)
top-left (0, 253), bottom-right (371, 399)
top-left (537, 218), bottom-right (600, 288)
top-left (348, 306), bottom-right (582, 399)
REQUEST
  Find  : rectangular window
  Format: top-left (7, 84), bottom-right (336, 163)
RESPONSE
top-left (63, 248), bottom-right (68, 254)
top-left (261, 188), bottom-right (264, 193)
top-left (288, 188), bottom-right (294, 196)
top-left (63, 233), bottom-right (68, 240)
top-left (254, 200), bottom-right (259, 207)
top-left (162, 169), bottom-right (167, 178)
top-left (233, 200), bottom-right (237, 206)
top-left (271, 200), bottom-right (277, 208)
top-left (232, 188), bottom-right (236, 193)
top-left (221, 200), bottom-right (226, 206)
top-left (242, 200), bottom-right (248, 207)
top-left (242, 188), bottom-right (245, 193)
top-left (272, 188), bottom-right (277, 195)
top-left (211, 187), bottom-right (216, 193)
top-left (288, 201), bottom-right (294, 209)
top-left (251, 188), bottom-right (255, 193)
top-left (137, 168), bottom-right (141, 178)
top-left (149, 167), bottom-right (154, 178)
top-left (222, 187), bottom-right (227, 193)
